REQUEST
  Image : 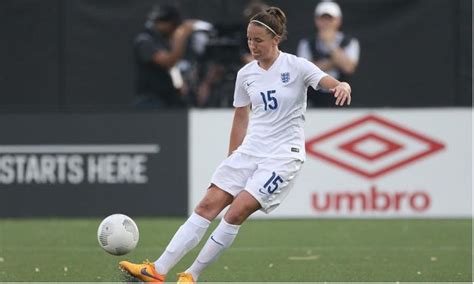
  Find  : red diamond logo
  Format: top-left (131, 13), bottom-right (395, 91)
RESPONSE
top-left (338, 132), bottom-right (404, 162)
top-left (306, 114), bottom-right (445, 179)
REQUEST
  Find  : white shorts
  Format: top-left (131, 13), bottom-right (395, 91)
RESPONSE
top-left (210, 152), bottom-right (303, 214)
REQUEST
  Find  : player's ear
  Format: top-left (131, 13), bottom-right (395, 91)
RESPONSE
top-left (273, 35), bottom-right (281, 45)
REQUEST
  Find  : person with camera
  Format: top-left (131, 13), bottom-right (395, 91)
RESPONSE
top-left (133, 4), bottom-right (195, 108)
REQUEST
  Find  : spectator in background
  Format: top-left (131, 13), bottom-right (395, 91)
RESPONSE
top-left (133, 4), bottom-right (195, 108)
top-left (297, 1), bottom-right (360, 107)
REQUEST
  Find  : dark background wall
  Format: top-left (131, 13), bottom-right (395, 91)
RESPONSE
top-left (0, 0), bottom-right (471, 111)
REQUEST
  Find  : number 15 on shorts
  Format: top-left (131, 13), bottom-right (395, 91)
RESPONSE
top-left (259, 171), bottom-right (283, 194)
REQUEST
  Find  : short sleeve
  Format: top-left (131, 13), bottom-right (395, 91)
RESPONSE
top-left (233, 71), bottom-right (250, 107)
top-left (134, 32), bottom-right (165, 63)
top-left (299, 57), bottom-right (329, 91)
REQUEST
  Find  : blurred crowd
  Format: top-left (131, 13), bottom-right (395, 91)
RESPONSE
top-left (133, 0), bottom-right (359, 109)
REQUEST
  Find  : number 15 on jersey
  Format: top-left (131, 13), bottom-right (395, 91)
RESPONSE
top-left (260, 90), bottom-right (278, 111)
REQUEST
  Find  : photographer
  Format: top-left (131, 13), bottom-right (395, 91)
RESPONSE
top-left (133, 4), bottom-right (195, 108)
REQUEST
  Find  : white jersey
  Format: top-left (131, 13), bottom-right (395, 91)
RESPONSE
top-left (233, 52), bottom-right (328, 161)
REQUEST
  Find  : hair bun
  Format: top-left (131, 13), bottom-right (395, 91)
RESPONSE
top-left (266, 7), bottom-right (286, 26)
top-left (250, 6), bottom-right (288, 41)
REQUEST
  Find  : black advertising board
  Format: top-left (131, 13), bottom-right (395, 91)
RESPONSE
top-left (0, 112), bottom-right (188, 217)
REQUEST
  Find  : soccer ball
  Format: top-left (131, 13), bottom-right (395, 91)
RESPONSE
top-left (97, 214), bottom-right (139, 255)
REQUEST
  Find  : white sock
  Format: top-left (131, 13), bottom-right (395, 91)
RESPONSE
top-left (154, 212), bottom-right (211, 275)
top-left (186, 218), bottom-right (240, 280)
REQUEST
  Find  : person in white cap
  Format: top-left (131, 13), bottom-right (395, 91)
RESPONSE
top-left (297, 1), bottom-right (360, 107)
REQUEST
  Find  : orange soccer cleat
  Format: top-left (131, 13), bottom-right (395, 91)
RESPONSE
top-left (119, 260), bottom-right (165, 283)
top-left (176, 272), bottom-right (195, 284)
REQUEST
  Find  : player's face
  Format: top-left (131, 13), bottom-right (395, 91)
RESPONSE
top-left (247, 23), bottom-right (279, 61)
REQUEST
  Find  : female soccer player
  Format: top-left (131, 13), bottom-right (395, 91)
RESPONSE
top-left (120, 6), bottom-right (351, 283)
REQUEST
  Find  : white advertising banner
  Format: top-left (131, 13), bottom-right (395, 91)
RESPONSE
top-left (189, 108), bottom-right (472, 218)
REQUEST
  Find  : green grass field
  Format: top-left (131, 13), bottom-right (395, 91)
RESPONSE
top-left (0, 218), bottom-right (471, 282)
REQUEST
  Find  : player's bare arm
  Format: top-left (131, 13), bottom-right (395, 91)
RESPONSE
top-left (228, 106), bottom-right (250, 156)
top-left (319, 76), bottom-right (352, 106)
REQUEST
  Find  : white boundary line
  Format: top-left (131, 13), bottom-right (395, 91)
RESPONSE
top-left (0, 144), bottom-right (160, 154)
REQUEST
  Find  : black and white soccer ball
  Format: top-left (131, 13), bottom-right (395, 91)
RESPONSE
top-left (97, 214), bottom-right (139, 255)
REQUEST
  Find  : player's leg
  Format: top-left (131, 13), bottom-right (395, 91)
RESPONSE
top-left (153, 186), bottom-right (233, 274)
top-left (193, 184), bottom-right (235, 220)
top-left (120, 152), bottom-right (254, 282)
top-left (181, 157), bottom-right (303, 282)
top-left (182, 191), bottom-right (261, 282)
top-left (119, 185), bottom-right (233, 282)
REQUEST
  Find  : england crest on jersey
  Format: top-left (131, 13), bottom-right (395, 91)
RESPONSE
top-left (281, 72), bottom-right (290, 83)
